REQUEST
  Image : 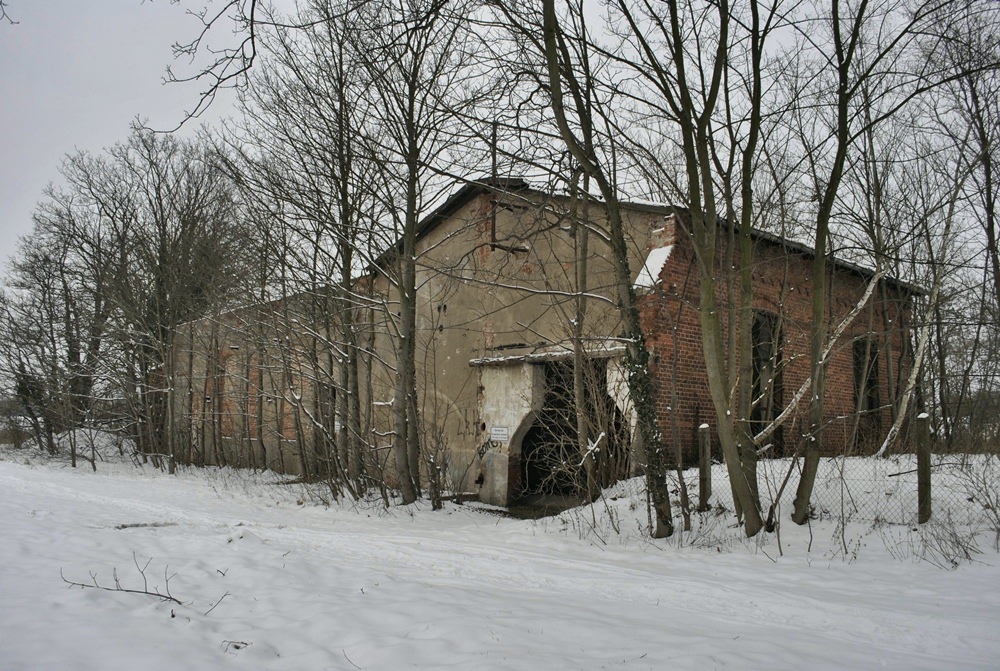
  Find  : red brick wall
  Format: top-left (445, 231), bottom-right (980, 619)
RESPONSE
top-left (639, 226), bottom-right (914, 464)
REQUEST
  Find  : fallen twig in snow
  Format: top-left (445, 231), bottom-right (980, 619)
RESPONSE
top-left (204, 591), bottom-right (231, 615)
top-left (114, 522), bottom-right (178, 530)
top-left (343, 648), bottom-right (363, 669)
top-left (60, 553), bottom-right (181, 605)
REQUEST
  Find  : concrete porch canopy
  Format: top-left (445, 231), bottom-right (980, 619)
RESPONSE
top-left (469, 345), bottom-right (636, 506)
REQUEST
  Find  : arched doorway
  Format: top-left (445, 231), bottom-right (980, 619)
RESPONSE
top-left (508, 360), bottom-right (630, 507)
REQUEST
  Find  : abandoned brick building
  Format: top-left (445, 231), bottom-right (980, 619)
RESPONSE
top-left (172, 179), bottom-right (916, 507)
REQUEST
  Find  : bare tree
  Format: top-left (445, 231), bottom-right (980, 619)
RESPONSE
top-left (0, 170), bottom-right (118, 465)
top-left (355, 0), bottom-right (472, 503)
top-left (786, 0), bottom-right (989, 522)
top-left (939, 4), bottom-right (1000, 309)
top-left (212, 0), bottom-right (389, 495)
top-left (48, 131), bottom-right (247, 461)
top-left (530, 0), bottom-right (674, 537)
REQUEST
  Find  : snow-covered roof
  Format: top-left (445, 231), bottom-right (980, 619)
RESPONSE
top-left (633, 245), bottom-right (673, 290)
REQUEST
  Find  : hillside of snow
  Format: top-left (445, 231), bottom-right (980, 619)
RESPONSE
top-left (1, 442), bottom-right (998, 670)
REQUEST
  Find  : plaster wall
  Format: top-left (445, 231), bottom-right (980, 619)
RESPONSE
top-left (367, 188), bottom-right (669, 500)
top-left (475, 363), bottom-right (545, 505)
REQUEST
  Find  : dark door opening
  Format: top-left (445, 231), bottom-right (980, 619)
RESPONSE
top-left (520, 362), bottom-right (578, 497)
top-left (515, 360), bottom-right (629, 504)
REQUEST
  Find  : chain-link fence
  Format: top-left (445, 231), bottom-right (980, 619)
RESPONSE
top-left (792, 454), bottom-right (983, 525)
top-left (669, 452), bottom-right (998, 527)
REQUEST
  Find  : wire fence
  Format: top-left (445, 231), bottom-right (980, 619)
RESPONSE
top-left (667, 452), bottom-right (998, 527)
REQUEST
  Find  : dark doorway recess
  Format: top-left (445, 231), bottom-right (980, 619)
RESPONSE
top-left (512, 360), bottom-right (628, 511)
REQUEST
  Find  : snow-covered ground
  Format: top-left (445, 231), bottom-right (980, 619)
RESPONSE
top-left (1, 441), bottom-right (998, 670)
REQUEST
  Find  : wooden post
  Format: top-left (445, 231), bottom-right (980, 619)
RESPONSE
top-left (698, 424), bottom-right (712, 512)
top-left (917, 413), bottom-right (931, 524)
top-left (168, 454), bottom-right (176, 475)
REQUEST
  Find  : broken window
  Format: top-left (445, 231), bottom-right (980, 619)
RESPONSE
top-left (751, 311), bottom-right (784, 455)
top-left (853, 337), bottom-right (881, 431)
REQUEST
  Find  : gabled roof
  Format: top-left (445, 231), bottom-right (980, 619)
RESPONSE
top-left (418, 177), bottom-right (531, 243)
top-left (373, 177), bottom-right (921, 296)
top-left (369, 177), bottom-right (529, 272)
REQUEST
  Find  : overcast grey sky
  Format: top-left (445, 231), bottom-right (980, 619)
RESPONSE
top-left (0, 1), bottom-right (231, 274)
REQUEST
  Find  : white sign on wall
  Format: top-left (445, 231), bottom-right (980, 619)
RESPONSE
top-left (490, 426), bottom-right (510, 443)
